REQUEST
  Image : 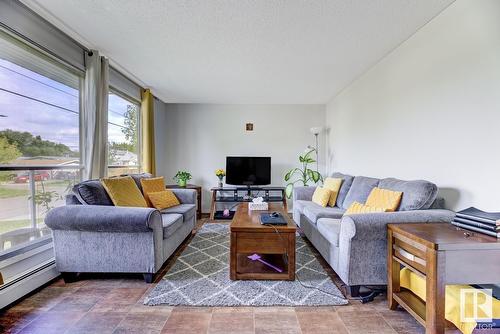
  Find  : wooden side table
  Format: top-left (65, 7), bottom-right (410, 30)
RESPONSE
top-left (166, 184), bottom-right (202, 219)
top-left (387, 223), bottom-right (500, 334)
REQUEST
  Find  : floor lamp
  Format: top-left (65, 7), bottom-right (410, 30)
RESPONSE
top-left (309, 126), bottom-right (322, 173)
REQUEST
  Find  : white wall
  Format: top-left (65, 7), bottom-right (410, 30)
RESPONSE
top-left (154, 97), bottom-right (169, 175)
top-left (326, 0), bottom-right (500, 211)
top-left (156, 104), bottom-right (326, 212)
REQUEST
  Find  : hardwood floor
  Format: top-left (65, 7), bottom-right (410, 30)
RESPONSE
top-left (0, 219), bottom-right (467, 334)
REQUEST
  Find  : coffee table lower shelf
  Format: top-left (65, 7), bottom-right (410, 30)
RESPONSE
top-left (233, 253), bottom-right (290, 280)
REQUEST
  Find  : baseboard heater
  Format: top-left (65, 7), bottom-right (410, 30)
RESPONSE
top-left (0, 260), bottom-right (59, 309)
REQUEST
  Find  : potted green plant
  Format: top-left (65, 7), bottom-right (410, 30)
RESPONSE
top-left (173, 170), bottom-right (192, 187)
top-left (284, 148), bottom-right (322, 198)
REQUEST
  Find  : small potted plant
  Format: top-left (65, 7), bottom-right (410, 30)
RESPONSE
top-left (173, 170), bottom-right (192, 187)
top-left (215, 169), bottom-right (225, 188)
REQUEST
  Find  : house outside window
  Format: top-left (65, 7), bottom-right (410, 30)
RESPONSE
top-left (107, 91), bottom-right (141, 176)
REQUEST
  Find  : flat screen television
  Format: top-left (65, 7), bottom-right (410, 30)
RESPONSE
top-left (226, 156), bottom-right (271, 186)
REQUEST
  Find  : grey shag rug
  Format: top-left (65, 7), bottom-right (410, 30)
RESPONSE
top-left (144, 223), bottom-right (348, 306)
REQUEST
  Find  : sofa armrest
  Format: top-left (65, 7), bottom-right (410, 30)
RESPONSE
top-left (340, 209), bottom-right (455, 241)
top-left (171, 189), bottom-right (197, 205)
top-left (45, 205), bottom-right (162, 233)
top-left (293, 186), bottom-right (316, 202)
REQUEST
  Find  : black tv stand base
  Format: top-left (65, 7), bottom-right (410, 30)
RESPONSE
top-left (209, 186), bottom-right (287, 220)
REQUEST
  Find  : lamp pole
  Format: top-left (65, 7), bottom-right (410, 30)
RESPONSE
top-left (314, 133), bottom-right (319, 172)
top-left (310, 127), bottom-right (322, 173)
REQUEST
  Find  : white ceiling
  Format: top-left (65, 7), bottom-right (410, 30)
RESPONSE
top-left (23, 0), bottom-right (454, 104)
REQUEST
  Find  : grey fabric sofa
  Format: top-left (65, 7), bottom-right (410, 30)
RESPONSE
top-left (45, 173), bottom-right (196, 283)
top-left (293, 172), bottom-right (455, 296)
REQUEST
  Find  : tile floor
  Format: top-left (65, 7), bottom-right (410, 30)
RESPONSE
top-left (0, 220), bottom-right (478, 334)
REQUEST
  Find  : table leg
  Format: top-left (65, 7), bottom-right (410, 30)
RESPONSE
top-left (288, 232), bottom-right (295, 280)
top-left (210, 190), bottom-right (216, 220)
top-left (425, 249), bottom-right (446, 334)
top-left (387, 229), bottom-right (400, 310)
top-left (230, 231), bottom-right (237, 280)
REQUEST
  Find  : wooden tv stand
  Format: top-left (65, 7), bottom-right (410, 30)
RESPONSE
top-left (209, 186), bottom-right (287, 220)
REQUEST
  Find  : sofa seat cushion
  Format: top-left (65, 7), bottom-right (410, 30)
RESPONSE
top-left (316, 218), bottom-right (341, 247)
top-left (161, 213), bottom-right (184, 238)
top-left (342, 176), bottom-right (380, 209)
top-left (302, 202), bottom-right (345, 223)
top-left (378, 178), bottom-right (438, 211)
top-left (161, 204), bottom-right (196, 220)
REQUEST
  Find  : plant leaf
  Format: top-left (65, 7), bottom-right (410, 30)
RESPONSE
top-left (311, 171), bottom-right (321, 183)
top-left (285, 183), bottom-right (294, 199)
top-left (305, 157), bottom-right (315, 163)
top-left (299, 155), bottom-right (305, 163)
top-left (284, 168), bottom-right (301, 182)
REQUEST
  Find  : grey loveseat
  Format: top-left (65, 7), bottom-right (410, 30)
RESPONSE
top-left (45, 173), bottom-right (196, 283)
top-left (293, 172), bottom-right (455, 296)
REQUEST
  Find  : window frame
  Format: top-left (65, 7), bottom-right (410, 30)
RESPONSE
top-left (107, 87), bottom-right (142, 172)
top-left (0, 26), bottom-right (84, 293)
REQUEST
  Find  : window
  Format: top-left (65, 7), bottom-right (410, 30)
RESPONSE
top-left (107, 91), bottom-right (140, 176)
top-left (0, 30), bottom-right (81, 261)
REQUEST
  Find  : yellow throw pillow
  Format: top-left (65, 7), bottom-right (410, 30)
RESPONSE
top-left (312, 187), bottom-right (332, 207)
top-left (101, 176), bottom-right (147, 207)
top-left (148, 190), bottom-right (180, 210)
top-left (323, 177), bottom-right (343, 207)
top-left (344, 201), bottom-right (387, 215)
top-left (366, 187), bottom-right (403, 212)
top-left (141, 176), bottom-right (166, 207)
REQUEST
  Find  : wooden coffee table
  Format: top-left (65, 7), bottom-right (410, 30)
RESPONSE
top-left (230, 203), bottom-right (296, 280)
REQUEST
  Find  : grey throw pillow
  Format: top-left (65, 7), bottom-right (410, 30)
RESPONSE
top-left (72, 179), bottom-right (113, 206)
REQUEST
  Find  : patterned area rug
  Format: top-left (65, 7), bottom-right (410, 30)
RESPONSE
top-left (144, 223), bottom-right (348, 306)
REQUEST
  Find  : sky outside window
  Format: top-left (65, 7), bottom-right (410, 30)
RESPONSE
top-left (0, 59), bottom-right (80, 153)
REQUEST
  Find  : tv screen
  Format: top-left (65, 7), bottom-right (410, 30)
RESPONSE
top-left (226, 156), bottom-right (271, 186)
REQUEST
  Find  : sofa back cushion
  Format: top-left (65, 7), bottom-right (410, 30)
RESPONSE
top-left (378, 178), bottom-right (438, 211)
top-left (342, 176), bottom-right (380, 209)
top-left (121, 173), bottom-right (153, 192)
top-left (331, 172), bottom-right (354, 208)
top-left (72, 179), bottom-right (113, 206)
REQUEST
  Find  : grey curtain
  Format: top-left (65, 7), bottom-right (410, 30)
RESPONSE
top-left (82, 50), bottom-right (109, 180)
